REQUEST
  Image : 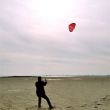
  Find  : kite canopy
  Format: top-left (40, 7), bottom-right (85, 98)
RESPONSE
top-left (68, 23), bottom-right (76, 32)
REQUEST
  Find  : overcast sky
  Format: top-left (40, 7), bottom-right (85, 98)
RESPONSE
top-left (0, 0), bottom-right (110, 76)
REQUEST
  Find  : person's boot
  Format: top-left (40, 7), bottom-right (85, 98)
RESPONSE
top-left (49, 106), bottom-right (54, 109)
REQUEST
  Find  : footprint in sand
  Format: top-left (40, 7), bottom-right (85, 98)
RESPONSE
top-left (100, 95), bottom-right (110, 101)
top-left (66, 106), bottom-right (74, 110)
top-left (80, 95), bottom-right (110, 110)
top-left (81, 104), bottom-right (87, 107)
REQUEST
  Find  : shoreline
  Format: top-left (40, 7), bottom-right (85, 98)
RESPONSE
top-left (0, 74), bottom-right (110, 78)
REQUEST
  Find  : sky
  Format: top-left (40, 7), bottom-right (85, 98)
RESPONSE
top-left (0, 0), bottom-right (110, 76)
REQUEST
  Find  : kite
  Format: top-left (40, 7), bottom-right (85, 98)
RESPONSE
top-left (68, 23), bottom-right (76, 32)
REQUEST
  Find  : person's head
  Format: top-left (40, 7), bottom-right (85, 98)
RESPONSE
top-left (38, 76), bottom-right (42, 82)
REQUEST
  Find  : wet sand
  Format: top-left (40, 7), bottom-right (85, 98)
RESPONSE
top-left (0, 76), bottom-right (110, 110)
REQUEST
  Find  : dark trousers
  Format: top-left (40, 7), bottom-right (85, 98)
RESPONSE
top-left (38, 95), bottom-right (52, 108)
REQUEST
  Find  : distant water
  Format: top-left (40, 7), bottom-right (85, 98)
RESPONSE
top-left (0, 72), bottom-right (110, 77)
top-left (0, 74), bottom-right (110, 78)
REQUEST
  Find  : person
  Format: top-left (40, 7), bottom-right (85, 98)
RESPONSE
top-left (35, 76), bottom-right (54, 109)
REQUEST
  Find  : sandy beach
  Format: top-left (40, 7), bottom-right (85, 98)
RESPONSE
top-left (0, 76), bottom-right (110, 110)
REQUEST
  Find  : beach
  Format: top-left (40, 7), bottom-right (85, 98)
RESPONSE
top-left (0, 76), bottom-right (110, 110)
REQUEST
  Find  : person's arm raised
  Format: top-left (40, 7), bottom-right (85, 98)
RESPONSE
top-left (44, 78), bottom-right (47, 85)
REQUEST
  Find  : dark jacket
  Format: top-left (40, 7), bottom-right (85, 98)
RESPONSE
top-left (35, 81), bottom-right (47, 96)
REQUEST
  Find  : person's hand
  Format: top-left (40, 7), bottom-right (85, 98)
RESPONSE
top-left (45, 78), bottom-right (47, 82)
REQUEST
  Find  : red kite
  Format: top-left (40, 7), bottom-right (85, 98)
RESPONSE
top-left (69, 23), bottom-right (76, 32)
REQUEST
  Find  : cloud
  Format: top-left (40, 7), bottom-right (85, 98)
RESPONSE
top-left (0, 0), bottom-right (110, 76)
